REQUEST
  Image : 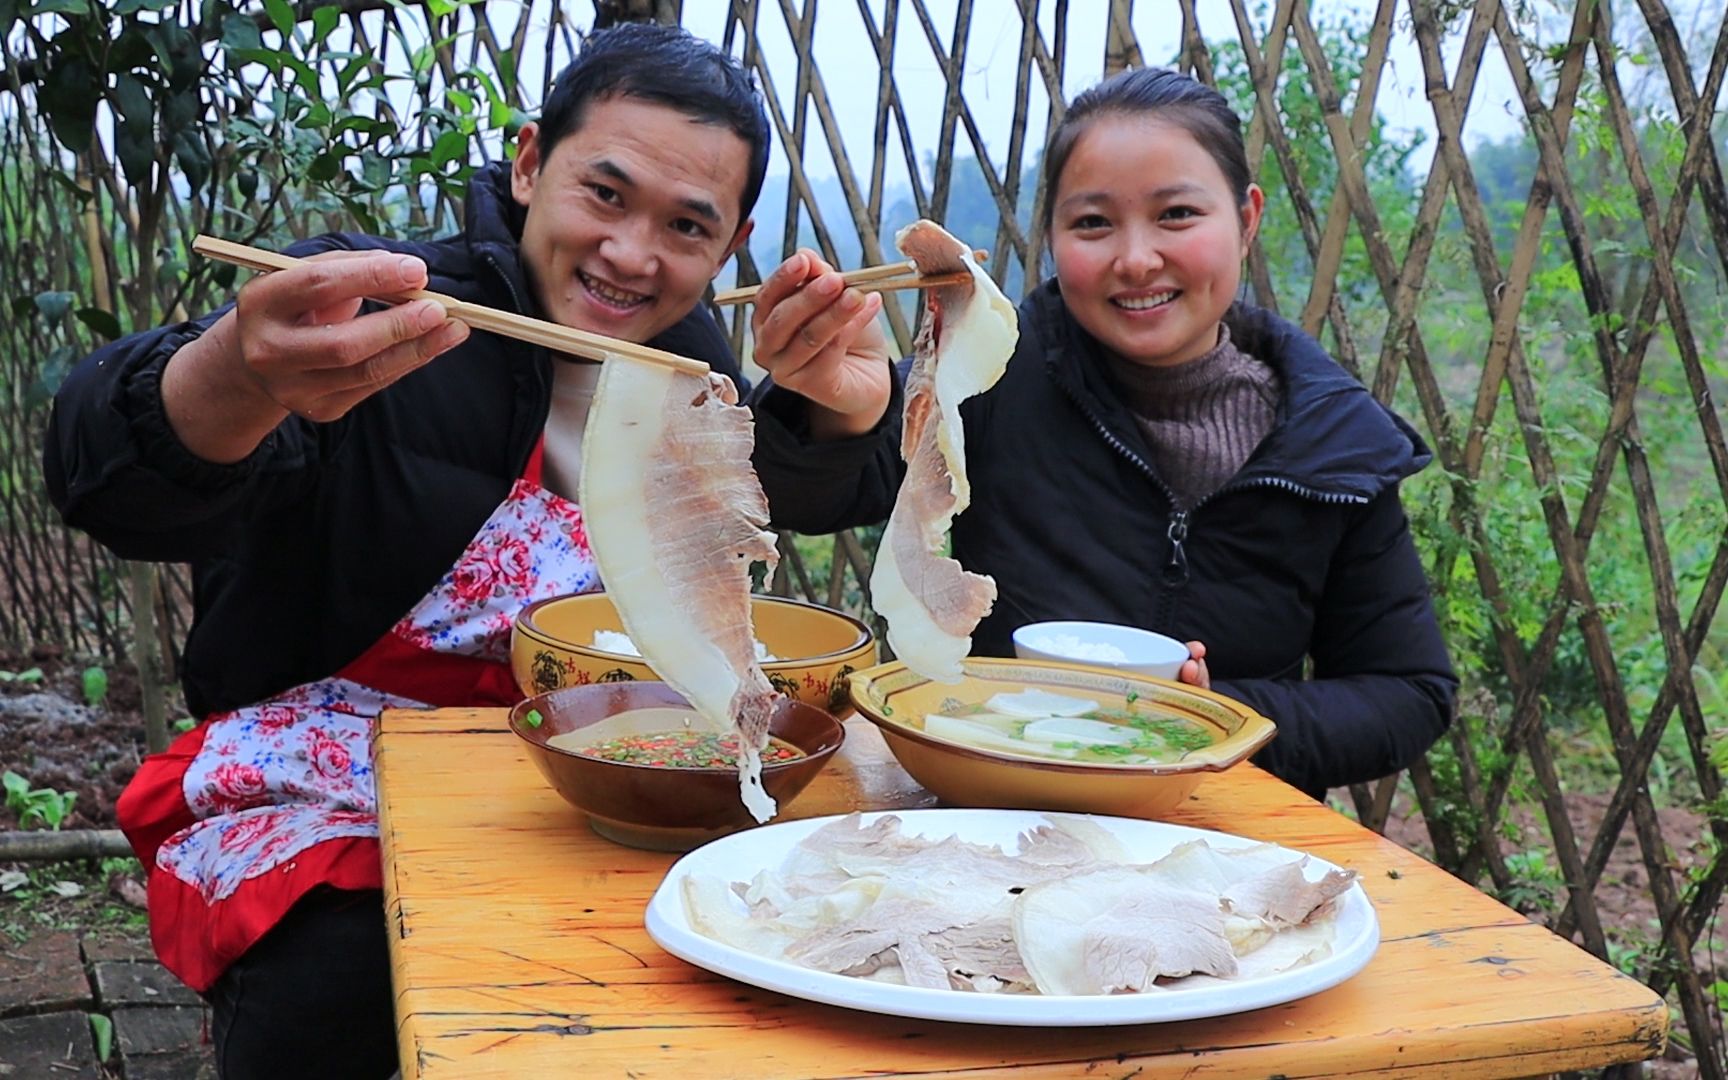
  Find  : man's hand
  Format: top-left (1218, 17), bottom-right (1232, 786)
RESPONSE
top-left (162, 251), bottom-right (470, 464)
top-left (1179, 641), bottom-right (1211, 689)
top-left (750, 249), bottom-right (893, 441)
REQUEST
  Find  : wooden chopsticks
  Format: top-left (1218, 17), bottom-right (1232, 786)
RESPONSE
top-left (710, 249), bottom-right (988, 307)
top-left (191, 235), bottom-right (712, 376)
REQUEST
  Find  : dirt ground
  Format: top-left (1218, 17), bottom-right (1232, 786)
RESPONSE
top-left (2, 648), bottom-right (1721, 1076)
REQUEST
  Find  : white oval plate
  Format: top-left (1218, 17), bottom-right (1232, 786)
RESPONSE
top-left (644, 808), bottom-right (1378, 1026)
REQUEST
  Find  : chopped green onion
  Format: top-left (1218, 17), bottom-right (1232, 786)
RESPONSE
top-left (524, 708), bottom-right (544, 729)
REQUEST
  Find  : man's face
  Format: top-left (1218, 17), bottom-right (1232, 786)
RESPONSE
top-left (512, 96), bottom-right (754, 343)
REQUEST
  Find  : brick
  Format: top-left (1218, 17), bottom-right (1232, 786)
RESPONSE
top-left (91, 962), bottom-right (200, 1008)
top-left (0, 1010), bottom-right (102, 1077)
top-left (80, 934), bottom-right (155, 964)
top-left (122, 1051), bottom-right (218, 1080)
top-left (0, 931), bottom-right (89, 1017)
top-left (111, 1005), bottom-right (205, 1057)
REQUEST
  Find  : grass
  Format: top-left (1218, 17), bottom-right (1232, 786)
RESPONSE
top-left (0, 856), bottom-right (147, 944)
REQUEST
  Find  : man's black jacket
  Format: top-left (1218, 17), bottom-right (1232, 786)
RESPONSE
top-left (43, 163), bottom-right (904, 719)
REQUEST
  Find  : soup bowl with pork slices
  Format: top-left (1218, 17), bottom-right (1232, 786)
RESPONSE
top-left (846, 657), bottom-right (1275, 819)
top-left (509, 681), bottom-right (846, 851)
top-left (511, 592), bottom-right (876, 711)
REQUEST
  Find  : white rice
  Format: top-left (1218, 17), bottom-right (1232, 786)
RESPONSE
top-left (1022, 633), bottom-right (1130, 663)
top-left (592, 629), bottom-right (780, 663)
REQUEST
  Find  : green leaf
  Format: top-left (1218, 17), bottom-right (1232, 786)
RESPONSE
top-left (306, 147), bottom-right (345, 183)
top-left (75, 307), bottom-right (122, 340)
top-left (310, 3), bottom-right (338, 45)
top-left (410, 44), bottom-right (435, 75)
top-left (89, 1015), bottom-right (113, 1062)
top-left (30, 346), bottom-right (78, 408)
top-left (2, 771), bottom-right (28, 799)
top-left (30, 0), bottom-right (90, 15)
top-left (262, 0), bottom-right (293, 35)
top-left (296, 100), bottom-right (331, 130)
top-left (230, 46), bottom-right (285, 76)
top-left (171, 129), bottom-right (211, 194)
top-left (113, 0), bottom-right (174, 12)
top-left (112, 72), bottom-right (156, 183)
top-left (0, 0), bottom-right (18, 34)
top-left (38, 55), bottom-right (98, 153)
top-left (446, 87), bottom-right (473, 114)
top-left (81, 665), bottom-right (108, 706)
top-left (429, 128), bottom-right (467, 168)
top-left (220, 11), bottom-right (263, 51)
top-left (33, 291), bottom-right (75, 324)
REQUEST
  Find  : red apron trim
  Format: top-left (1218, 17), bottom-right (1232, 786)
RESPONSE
top-left (117, 722), bottom-right (211, 873)
top-left (334, 632), bottom-right (520, 709)
top-left (147, 835), bottom-right (384, 993)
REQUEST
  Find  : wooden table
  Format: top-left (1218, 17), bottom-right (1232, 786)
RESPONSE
top-left (375, 708), bottom-right (1667, 1079)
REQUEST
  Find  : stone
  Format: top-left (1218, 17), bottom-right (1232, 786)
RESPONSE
top-left (0, 692), bottom-right (93, 728)
top-left (0, 930), bottom-right (90, 1017)
top-left (111, 1005), bottom-right (205, 1057)
top-left (92, 962), bottom-right (200, 1007)
top-left (0, 1010), bottom-right (102, 1077)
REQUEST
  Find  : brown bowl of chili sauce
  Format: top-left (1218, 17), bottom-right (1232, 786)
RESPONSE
top-left (508, 682), bottom-right (845, 851)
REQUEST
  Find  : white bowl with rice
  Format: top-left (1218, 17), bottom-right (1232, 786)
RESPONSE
top-left (1011, 620), bottom-right (1191, 680)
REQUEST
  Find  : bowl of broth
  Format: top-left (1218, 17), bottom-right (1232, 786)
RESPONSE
top-left (847, 657), bottom-right (1275, 819)
top-left (508, 682), bottom-right (845, 851)
top-left (511, 592), bottom-right (876, 712)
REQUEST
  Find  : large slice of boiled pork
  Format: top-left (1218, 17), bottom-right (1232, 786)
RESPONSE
top-left (869, 220), bottom-right (1019, 682)
top-left (579, 359), bottom-right (783, 822)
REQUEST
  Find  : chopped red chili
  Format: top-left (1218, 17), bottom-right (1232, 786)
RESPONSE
top-left (577, 731), bottom-right (805, 769)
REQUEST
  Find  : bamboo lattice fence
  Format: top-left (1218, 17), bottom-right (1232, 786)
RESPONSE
top-left (2, 0), bottom-right (1725, 1073)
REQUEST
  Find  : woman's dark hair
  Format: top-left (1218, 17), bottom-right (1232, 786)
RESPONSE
top-left (1042, 66), bottom-right (1252, 231)
top-left (535, 23), bottom-right (772, 222)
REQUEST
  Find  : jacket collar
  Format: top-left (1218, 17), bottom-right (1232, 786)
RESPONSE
top-left (1027, 278), bottom-right (1431, 502)
top-left (463, 162), bottom-right (538, 316)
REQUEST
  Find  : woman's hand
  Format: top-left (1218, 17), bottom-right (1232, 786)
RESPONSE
top-left (750, 248), bottom-right (893, 440)
top-left (162, 251), bottom-right (470, 463)
top-left (1178, 641), bottom-right (1210, 689)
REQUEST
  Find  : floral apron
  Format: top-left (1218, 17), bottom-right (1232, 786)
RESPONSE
top-left (117, 443), bottom-right (597, 992)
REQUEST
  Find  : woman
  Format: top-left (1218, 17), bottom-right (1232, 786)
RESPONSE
top-left (761, 66), bottom-right (1456, 799)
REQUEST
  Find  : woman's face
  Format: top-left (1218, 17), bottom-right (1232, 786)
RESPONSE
top-left (1050, 114), bottom-right (1263, 368)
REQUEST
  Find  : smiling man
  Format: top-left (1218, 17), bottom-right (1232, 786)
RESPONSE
top-left (44, 23), bottom-right (900, 1080)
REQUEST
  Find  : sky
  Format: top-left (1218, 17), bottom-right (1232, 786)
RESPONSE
top-left (673, 0), bottom-right (1537, 183)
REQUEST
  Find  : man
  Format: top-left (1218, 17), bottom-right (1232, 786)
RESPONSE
top-left (45, 23), bottom-right (897, 1079)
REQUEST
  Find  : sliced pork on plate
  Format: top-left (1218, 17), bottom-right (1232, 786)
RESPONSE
top-left (870, 220), bottom-right (1020, 683)
top-left (579, 360), bottom-right (784, 822)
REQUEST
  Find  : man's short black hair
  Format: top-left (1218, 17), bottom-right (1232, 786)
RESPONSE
top-left (536, 23), bottom-right (772, 224)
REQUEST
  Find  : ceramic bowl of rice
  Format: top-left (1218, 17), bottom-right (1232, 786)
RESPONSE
top-left (847, 657), bottom-right (1276, 819)
top-left (510, 592), bottom-right (876, 710)
top-left (1012, 620), bottom-right (1191, 679)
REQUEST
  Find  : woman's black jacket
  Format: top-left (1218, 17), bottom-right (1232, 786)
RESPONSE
top-left (945, 281), bottom-right (1457, 798)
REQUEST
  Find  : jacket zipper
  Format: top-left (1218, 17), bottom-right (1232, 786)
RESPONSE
top-left (483, 252), bottom-right (549, 480)
top-left (1052, 371), bottom-right (1367, 626)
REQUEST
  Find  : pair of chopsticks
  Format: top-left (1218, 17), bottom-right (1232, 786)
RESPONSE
top-left (191, 235), bottom-right (712, 376)
top-left (710, 250), bottom-right (988, 307)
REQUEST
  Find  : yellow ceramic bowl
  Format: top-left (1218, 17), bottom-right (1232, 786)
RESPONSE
top-left (847, 657), bottom-right (1276, 819)
top-left (511, 592), bottom-right (876, 712)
